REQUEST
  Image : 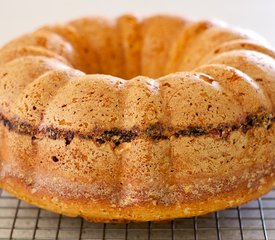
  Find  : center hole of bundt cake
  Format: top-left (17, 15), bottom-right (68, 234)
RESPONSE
top-left (70, 17), bottom-right (197, 79)
top-left (75, 34), bottom-right (205, 79)
top-left (66, 16), bottom-right (226, 79)
top-left (79, 47), bottom-right (190, 80)
top-left (77, 47), bottom-right (176, 79)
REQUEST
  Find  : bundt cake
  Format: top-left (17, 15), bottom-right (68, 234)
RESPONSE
top-left (0, 15), bottom-right (274, 222)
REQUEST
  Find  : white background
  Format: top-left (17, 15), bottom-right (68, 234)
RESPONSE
top-left (0, 0), bottom-right (275, 46)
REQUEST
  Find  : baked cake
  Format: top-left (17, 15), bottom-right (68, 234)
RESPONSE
top-left (0, 15), bottom-right (274, 222)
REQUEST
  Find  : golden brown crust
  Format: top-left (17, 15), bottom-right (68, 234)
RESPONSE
top-left (0, 14), bottom-right (275, 222)
top-left (0, 162), bottom-right (274, 222)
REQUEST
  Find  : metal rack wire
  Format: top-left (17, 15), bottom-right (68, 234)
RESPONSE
top-left (0, 188), bottom-right (274, 240)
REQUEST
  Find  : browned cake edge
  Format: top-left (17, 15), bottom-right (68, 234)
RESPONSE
top-left (0, 171), bottom-right (274, 223)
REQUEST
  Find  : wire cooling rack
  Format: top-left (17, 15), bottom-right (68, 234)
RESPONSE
top-left (0, 189), bottom-right (274, 240)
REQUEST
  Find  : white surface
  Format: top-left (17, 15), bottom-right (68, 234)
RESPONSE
top-left (0, 0), bottom-right (275, 47)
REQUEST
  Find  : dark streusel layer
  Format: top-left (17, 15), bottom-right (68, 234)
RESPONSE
top-left (0, 110), bottom-right (274, 146)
